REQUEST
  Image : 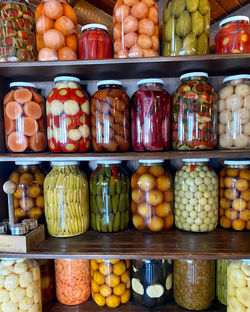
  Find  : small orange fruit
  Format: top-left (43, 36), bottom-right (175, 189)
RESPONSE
top-left (132, 214), bottom-right (146, 230)
top-left (131, 173), bottom-right (139, 189)
top-left (246, 220), bottom-right (250, 230)
top-left (164, 214), bottom-right (173, 229)
top-left (164, 189), bottom-right (173, 202)
top-left (138, 173), bottom-right (156, 191)
top-left (240, 209), bottom-right (250, 221)
top-left (93, 271), bottom-right (105, 285)
top-left (106, 294), bottom-right (120, 308)
top-left (148, 189), bottom-right (163, 206)
top-left (136, 166), bottom-right (148, 175)
top-left (105, 273), bottom-right (120, 288)
top-left (113, 283), bottom-right (126, 296)
top-left (232, 198), bottom-right (247, 211)
top-left (241, 190), bottom-right (250, 201)
top-left (93, 293), bottom-right (105, 306)
top-left (99, 262), bottom-right (112, 276)
top-left (224, 176), bottom-right (237, 188)
top-left (156, 175), bottom-right (171, 192)
top-left (109, 259), bottom-right (120, 265)
top-left (113, 261), bottom-right (126, 276)
top-left (155, 202), bottom-right (172, 217)
top-left (121, 289), bottom-right (130, 304)
top-left (236, 179), bottom-right (249, 192)
top-left (219, 207), bottom-right (225, 217)
top-left (100, 284), bottom-right (112, 297)
top-left (220, 197), bottom-right (231, 209)
top-left (219, 216), bottom-right (231, 229)
top-left (147, 216), bottom-right (164, 232)
top-left (91, 279), bottom-right (100, 293)
top-left (225, 208), bottom-right (239, 220)
top-left (137, 202), bottom-right (153, 218)
top-left (149, 165), bottom-right (165, 177)
top-left (239, 170), bottom-right (250, 180)
top-left (131, 201), bottom-right (137, 214)
top-left (226, 168), bottom-right (240, 177)
top-left (131, 189), bottom-right (145, 204)
top-left (232, 219), bottom-right (246, 231)
top-left (91, 260), bottom-right (99, 272)
top-left (224, 189), bottom-right (239, 200)
top-left (121, 271), bottom-right (130, 284)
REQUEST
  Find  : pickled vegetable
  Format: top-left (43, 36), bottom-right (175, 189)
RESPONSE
top-left (38, 260), bottom-right (54, 304)
top-left (216, 260), bottom-right (229, 305)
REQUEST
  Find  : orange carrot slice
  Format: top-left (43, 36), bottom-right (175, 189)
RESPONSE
top-left (6, 101), bottom-right (23, 120)
top-left (8, 132), bottom-right (28, 152)
top-left (24, 101), bottom-right (42, 120)
top-left (14, 88), bottom-right (32, 104)
top-left (5, 117), bottom-right (16, 135)
top-left (22, 117), bottom-right (38, 136)
top-left (35, 2), bottom-right (44, 21)
top-left (37, 118), bottom-right (45, 132)
top-left (4, 90), bottom-right (14, 105)
top-left (31, 91), bottom-right (44, 104)
top-left (63, 3), bottom-right (77, 24)
top-left (30, 132), bottom-right (46, 152)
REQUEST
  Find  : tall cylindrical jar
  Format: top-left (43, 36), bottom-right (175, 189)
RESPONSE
top-left (174, 159), bottom-right (219, 232)
top-left (46, 76), bottom-right (90, 153)
top-left (44, 161), bottom-right (89, 237)
top-left (4, 82), bottom-right (46, 153)
top-left (216, 260), bottom-right (229, 306)
top-left (91, 80), bottom-right (130, 152)
top-left (131, 79), bottom-right (171, 151)
top-left (38, 259), bottom-right (54, 304)
top-left (218, 75), bottom-right (250, 149)
top-left (174, 260), bottom-right (215, 310)
top-left (163, 0), bottom-right (210, 56)
top-left (172, 72), bottom-right (217, 150)
top-left (55, 259), bottom-right (90, 305)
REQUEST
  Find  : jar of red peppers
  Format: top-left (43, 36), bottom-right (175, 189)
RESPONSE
top-left (46, 76), bottom-right (91, 153)
top-left (91, 80), bottom-right (130, 152)
top-left (215, 16), bottom-right (250, 54)
top-left (79, 24), bottom-right (112, 60)
top-left (172, 72), bottom-right (217, 150)
top-left (131, 79), bottom-right (171, 151)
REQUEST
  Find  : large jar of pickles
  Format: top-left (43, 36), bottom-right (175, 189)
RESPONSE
top-left (131, 160), bottom-right (174, 232)
top-left (44, 161), bottom-right (89, 237)
top-left (172, 72), bottom-right (217, 150)
top-left (91, 259), bottom-right (131, 308)
top-left (9, 161), bottom-right (45, 221)
top-left (174, 159), bottom-right (219, 232)
top-left (216, 260), bottom-right (229, 305)
top-left (4, 82), bottom-right (46, 153)
top-left (131, 260), bottom-right (173, 308)
top-left (174, 260), bottom-right (215, 310)
top-left (113, 0), bottom-right (159, 58)
top-left (218, 75), bottom-right (250, 149)
top-left (163, 0), bottom-right (210, 56)
top-left (91, 80), bottom-right (130, 152)
top-left (219, 161), bottom-right (250, 231)
top-left (90, 161), bottom-right (130, 232)
top-left (38, 260), bottom-right (54, 304)
top-left (131, 79), bottom-right (171, 151)
top-left (46, 76), bottom-right (90, 153)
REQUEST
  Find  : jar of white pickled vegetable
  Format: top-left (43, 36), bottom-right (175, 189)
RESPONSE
top-left (174, 159), bottom-right (219, 232)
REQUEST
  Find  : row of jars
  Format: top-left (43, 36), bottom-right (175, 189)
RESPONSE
top-left (4, 73), bottom-right (250, 153)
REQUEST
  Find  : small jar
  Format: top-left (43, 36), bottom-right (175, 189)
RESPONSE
top-left (172, 72), bottom-right (217, 150)
top-left (44, 161), bottom-right (89, 237)
top-left (174, 260), bottom-right (215, 310)
top-left (131, 79), bottom-right (171, 151)
top-left (131, 160), bottom-right (174, 232)
top-left (216, 260), bottom-right (229, 306)
top-left (219, 160), bottom-right (250, 231)
top-left (79, 24), bottom-right (112, 59)
top-left (218, 75), bottom-right (250, 149)
top-left (91, 80), bottom-right (130, 152)
top-left (4, 82), bottom-right (46, 153)
top-left (38, 259), bottom-right (54, 304)
top-left (215, 16), bottom-right (250, 54)
top-left (131, 259), bottom-right (173, 308)
top-left (46, 76), bottom-right (90, 153)
top-left (9, 161), bottom-right (46, 221)
top-left (91, 259), bottom-right (131, 308)
top-left (90, 161), bottom-right (130, 233)
top-left (174, 159), bottom-right (219, 232)
top-left (55, 259), bottom-right (90, 305)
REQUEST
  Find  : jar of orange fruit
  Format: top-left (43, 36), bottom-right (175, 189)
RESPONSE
top-left (219, 160), bottom-right (250, 231)
top-left (131, 160), bottom-right (174, 232)
top-left (91, 259), bottom-right (131, 308)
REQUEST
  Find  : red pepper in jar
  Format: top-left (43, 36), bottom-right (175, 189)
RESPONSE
top-left (48, 138), bottom-right (61, 152)
top-left (71, 89), bottom-right (87, 104)
top-left (60, 139), bottom-right (79, 153)
top-left (79, 137), bottom-right (90, 152)
top-left (57, 88), bottom-right (71, 102)
top-left (47, 89), bottom-right (58, 103)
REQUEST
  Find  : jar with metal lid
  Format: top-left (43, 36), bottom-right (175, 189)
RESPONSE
top-left (174, 159), bottom-right (218, 232)
top-left (90, 161), bottom-right (130, 233)
top-left (131, 79), bottom-right (171, 151)
top-left (131, 160), bottom-right (174, 232)
top-left (91, 80), bottom-right (130, 152)
top-left (215, 16), bottom-right (250, 54)
top-left (216, 259), bottom-right (230, 306)
top-left (79, 24), bottom-right (112, 60)
top-left (46, 76), bottom-right (90, 153)
top-left (44, 161), bottom-right (89, 237)
top-left (163, 0), bottom-right (210, 56)
top-left (219, 160), bottom-right (250, 231)
top-left (131, 259), bottom-right (173, 308)
top-left (4, 82), bottom-right (46, 153)
top-left (9, 161), bottom-right (46, 221)
top-left (172, 72), bottom-right (217, 150)
top-left (38, 259), bottom-right (54, 304)
top-left (174, 260), bottom-right (215, 310)
top-left (0, 258), bottom-right (42, 311)
top-left (218, 75), bottom-right (250, 149)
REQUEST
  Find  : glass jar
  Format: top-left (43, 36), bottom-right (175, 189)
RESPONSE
top-left (0, 258), bottom-right (42, 311)
top-left (174, 159), bottom-right (219, 232)
top-left (4, 82), bottom-right (46, 153)
top-left (113, 0), bottom-right (159, 58)
top-left (131, 79), bottom-right (171, 151)
top-left (35, 0), bottom-right (78, 61)
top-left (174, 260), bottom-right (215, 310)
top-left (79, 24), bottom-right (112, 60)
top-left (216, 260), bottom-right (229, 305)
top-left (219, 161), bottom-right (250, 231)
top-left (218, 75), bottom-right (250, 149)
top-left (90, 161), bottom-right (130, 233)
top-left (55, 259), bottom-right (90, 305)
top-left (38, 259), bottom-right (54, 304)
top-left (9, 161), bottom-right (45, 221)
top-left (91, 259), bottom-right (131, 308)
top-left (172, 72), bottom-right (217, 150)
top-left (46, 76), bottom-right (90, 153)
top-left (44, 161), bottom-right (89, 237)
top-left (131, 259), bottom-right (172, 308)
top-left (0, 0), bottom-right (36, 62)
top-left (91, 80), bottom-right (130, 152)
top-left (163, 0), bottom-right (210, 56)
top-left (131, 160), bottom-right (174, 232)
top-left (215, 16), bottom-right (250, 54)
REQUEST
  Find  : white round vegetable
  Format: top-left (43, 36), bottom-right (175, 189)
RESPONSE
top-left (220, 85), bottom-right (234, 99)
top-left (146, 284), bottom-right (164, 298)
top-left (132, 278), bottom-right (144, 295)
top-left (235, 83), bottom-right (250, 97)
top-left (64, 100), bottom-right (80, 115)
top-left (243, 122), bottom-right (250, 135)
top-left (219, 110), bottom-right (232, 124)
top-left (236, 108), bottom-right (250, 124)
top-left (234, 134), bottom-right (249, 148)
top-left (226, 94), bottom-right (243, 111)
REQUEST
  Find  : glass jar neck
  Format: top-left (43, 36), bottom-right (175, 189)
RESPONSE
top-left (12, 86), bottom-right (36, 91)
top-left (55, 81), bottom-right (79, 87)
top-left (98, 84), bottom-right (122, 90)
top-left (18, 165), bottom-right (38, 169)
top-left (53, 165), bottom-right (78, 168)
top-left (225, 164), bottom-right (250, 169)
top-left (139, 83), bottom-right (163, 90)
top-left (140, 162), bottom-right (163, 167)
top-left (181, 76), bottom-right (207, 83)
top-left (184, 162), bottom-right (208, 165)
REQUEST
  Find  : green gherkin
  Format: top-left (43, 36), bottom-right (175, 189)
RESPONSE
top-left (197, 32), bottom-right (209, 54)
top-left (182, 32), bottom-right (197, 55)
top-left (163, 42), bottom-right (171, 56)
top-left (192, 11), bottom-right (204, 36)
top-left (171, 0), bottom-right (185, 17)
top-left (164, 2), bottom-right (171, 22)
top-left (176, 10), bottom-right (191, 37)
top-left (171, 35), bottom-right (182, 55)
top-left (164, 17), bottom-right (176, 42)
top-left (198, 0), bottom-right (210, 15)
top-left (186, 0), bottom-right (199, 12)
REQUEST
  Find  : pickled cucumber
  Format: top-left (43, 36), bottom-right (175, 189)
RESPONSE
top-left (171, 0), bottom-right (185, 17)
top-left (203, 11), bottom-right (210, 34)
top-left (182, 32), bottom-right (197, 55)
top-left (176, 10), bottom-right (191, 37)
top-left (164, 17), bottom-right (175, 42)
top-left (164, 2), bottom-right (171, 22)
top-left (192, 11), bottom-right (204, 36)
top-left (198, 0), bottom-right (209, 15)
top-left (186, 0), bottom-right (199, 13)
top-left (197, 32), bottom-right (209, 54)
top-left (216, 260), bottom-right (229, 305)
top-left (170, 35), bottom-right (182, 55)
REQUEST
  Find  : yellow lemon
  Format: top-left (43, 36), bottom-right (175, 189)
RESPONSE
top-left (93, 293), bottom-right (105, 306)
top-left (113, 261), bottom-right (126, 276)
top-left (91, 279), bottom-right (100, 293)
top-left (91, 260), bottom-right (99, 271)
top-left (105, 273), bottom-right (120, 287)
top-left (121, 289), bottom-right (130, 304)
top-left (113, 283), bottom-right (126, 296)
top-left (94, 271), bottom-right (105, 285)
top-left (99, 284), bottom-right (112, 297)
top-left (99, 262), bottom-right (112, 276)
top-left (106, 294), bottom-right (121, 308)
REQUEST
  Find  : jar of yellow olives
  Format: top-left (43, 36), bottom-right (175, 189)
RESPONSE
top-left (9, 162), bottom-right (46, 221)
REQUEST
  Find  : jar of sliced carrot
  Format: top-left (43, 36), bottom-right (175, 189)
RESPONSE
top-left (4, 82), bottom-right (46, 153)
